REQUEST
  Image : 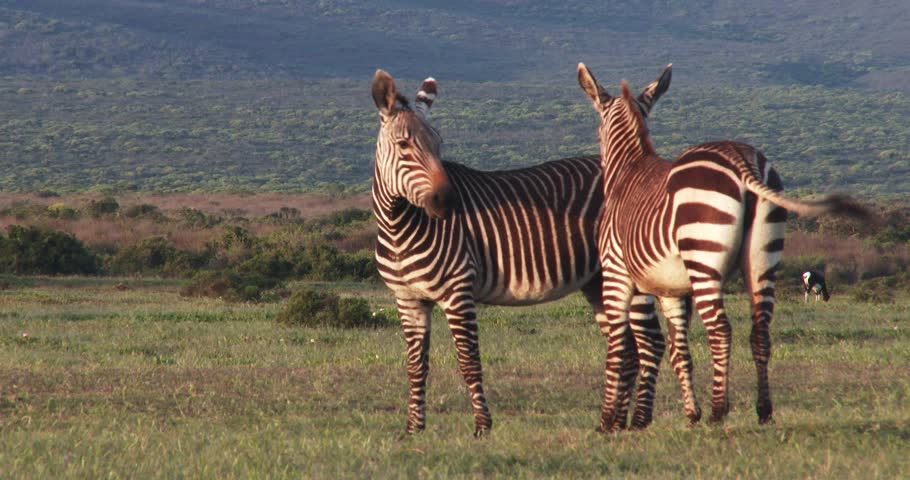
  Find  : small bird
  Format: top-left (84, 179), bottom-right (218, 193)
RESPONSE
top-left (802, 271), bottom-right (830, 303)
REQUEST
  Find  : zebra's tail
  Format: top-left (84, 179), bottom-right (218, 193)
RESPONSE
top-left (741, 175), bottom-right (873, 221)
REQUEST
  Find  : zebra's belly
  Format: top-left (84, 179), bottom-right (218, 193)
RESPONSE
top-left (476, 279), bottom-right (590, 306)
top-left (635, 255), bottom-right (692, 297)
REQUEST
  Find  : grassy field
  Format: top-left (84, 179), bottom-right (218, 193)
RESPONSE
top-left (0, 275), bottom-right (908, 478)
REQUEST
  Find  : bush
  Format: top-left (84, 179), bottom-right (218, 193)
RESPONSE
top-left (108, 237), bottom-right (176, 273)
top-left (107, 237), bottom-right (210, 277)
top-left (852, 277), bottom-right (897, 304)
top-left (309, 208), bottom-right (372, 228)
top-left (46, 202), bottom-right (80, 220)
top-left (276, 288), bottom-right (390, 328)
top-left (276, 288), bottom-right (339, 326)
top-left (86, 196), bottom-right (120, 217)
top-left (778, 256), bottom-right (826, 285)
top-left (0, 225), bottom-right (99, 275)
top-left (180, 270), bottom-right (281, 302)
top-left (291, 244), bottom-right (377, 281)
top-left (177, 207), bottom-right (222, 228)
top-left (121, 203), bottom-right (165, 221)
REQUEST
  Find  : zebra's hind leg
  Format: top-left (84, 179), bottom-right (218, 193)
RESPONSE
top-left (440, 293), bottom-right (492, 437)
top-left (742, 194), bottom-right (785, 425)
top-left (687, 279), bottom-right (733, 424)
top-left (749, 290), bottom-right (774, 424)
top-left (658, 296), bottom-right (702, 426)
top-left (397, 298), bottom-right (435, 434)
top-left (628, 294), bottom-right (665, 430)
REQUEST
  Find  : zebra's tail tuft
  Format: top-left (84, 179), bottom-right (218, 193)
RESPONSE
top-left (743, 176), bottom-right (875, 222)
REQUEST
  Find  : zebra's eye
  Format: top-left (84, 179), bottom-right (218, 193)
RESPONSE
top-left (396, 140), bottom-right (410, 149)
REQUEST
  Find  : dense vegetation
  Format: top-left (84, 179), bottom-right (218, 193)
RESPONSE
top-left (0, 194), bottom-right (379, 302)
top-left (0, 1), bottom-right (909, 195)
top-left (3, 1), bottom-right (908, 88)
top-left (0, 193), bottom-right (907, 307)
top-left (1, 78), bottom-right (909, 195)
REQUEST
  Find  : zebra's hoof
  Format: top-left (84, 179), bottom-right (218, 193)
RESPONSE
top-left (630, 419), bottom-right (652, 431)
top-left (473, 426), bottom-right (491, 438)
top-left (686, 407), bottom-right (702, 426)
top-left (757, 404), bottom-right (773, 424)
top-left (709, 402), bottom-right (730, 424)
top-left (595, 424), bottom-right (621, 435)
top-left (405, 423), bottom-right (426, 435)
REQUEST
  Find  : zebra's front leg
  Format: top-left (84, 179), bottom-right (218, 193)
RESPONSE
top-left (397, 298), bottom-right (435, 434)
top-left (628, 294), bottom-right (665, 430)
top-left (596, 271), bottom-right (636, 433)
top-left (582, 277), bottom-right (642, 431)
top-left (440, 293), bottom-right (492, 437)
top-left (658, 296), bottom-right (702, 425)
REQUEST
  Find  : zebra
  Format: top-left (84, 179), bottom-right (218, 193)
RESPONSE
top-left (370, 69), bottom-right (677, 435)
top-left (802, 270), bottom-right (830, 302)
top-left (576, 63), bottom-right (871, 431)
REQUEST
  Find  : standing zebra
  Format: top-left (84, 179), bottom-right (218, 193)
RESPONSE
top-left (576, 63), bottom-right (870, 430)
top-left (802, 271), bottom-right (830, 302)
top-left (371, 70), bottom-right (673, 435)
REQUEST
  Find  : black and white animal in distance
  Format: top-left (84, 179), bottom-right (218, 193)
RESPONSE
top-left (802, 271), bottom-right (830, 302)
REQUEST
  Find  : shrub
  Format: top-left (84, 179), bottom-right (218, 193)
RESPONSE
top-left (852, 277), bottom-right (896, 304)
top-left (237, 251), bottom-right (295, 279)
top-left (121, 203), bottom-right (165, 221)
top-left (86, 196), bottom-right (120, 217)
top-left (276, 288), bottom-right (390, 328)
top-left (291, 244), bottom-right (377, 281)
top-left (177, 207), bottom-right (223, 228)
top-left (337, 297), bottom-right (374, 327)
top-left (107, 236), bottom-right (209, 277)
top-left (180, 270), bottom-right (281, 302)
top-left (111, 237), bottom-right (175, 271)
top-left (828, 263), bottom-right (859, 286)
top-left (35, 190), bottom-right (60, 198)
top-left (859, 254), bottom-right (904, 281)
top-left (0, 225), bottom-right (99, 275)
top-left (276, 288), bottom-right (338, 326)
top-left (778, 255), bottom-right (826, 286)
top-left (46, 202), bottom-right (80, 220)
top-left (310, 208), bottom-right (372, 228)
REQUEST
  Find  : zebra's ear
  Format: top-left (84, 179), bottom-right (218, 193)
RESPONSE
top-left (638, 64), bottom-right (672, 112)
top-left (372, 69), bottom-right (398, 119)
top-left (414, 77), bottom-right (437, 119)
top-left (577, 63), bottom-right (611, 112)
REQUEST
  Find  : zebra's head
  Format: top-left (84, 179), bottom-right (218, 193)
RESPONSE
top-left (576, 63), bottom-right (672, 142)
top-left (372, 70), bottom-right (456, 220)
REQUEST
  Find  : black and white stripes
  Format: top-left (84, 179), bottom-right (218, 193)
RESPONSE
top-left (371, 70), bottom-right (666, 435)
top-left (577, 63), bottom-right (869, 431)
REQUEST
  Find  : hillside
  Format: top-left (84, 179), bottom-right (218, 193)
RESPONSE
top-left (0, 0), bottom-right (908, 195)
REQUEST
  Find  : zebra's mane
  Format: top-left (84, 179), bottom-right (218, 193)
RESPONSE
top-left (394, 93), bottom-right (412, 111)
top-left (620, 81), bottom-right (657, 157)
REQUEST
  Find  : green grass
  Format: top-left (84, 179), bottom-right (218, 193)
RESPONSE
top-left (1, 276), bottom-right (909, 478)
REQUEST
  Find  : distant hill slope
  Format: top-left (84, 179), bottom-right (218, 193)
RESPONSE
top-left (2, 0), bottom-right (910, 89)
top-left (1, 77), bottom-right (907, 195)
top-left (0, 0), bottom-right (908, 196)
